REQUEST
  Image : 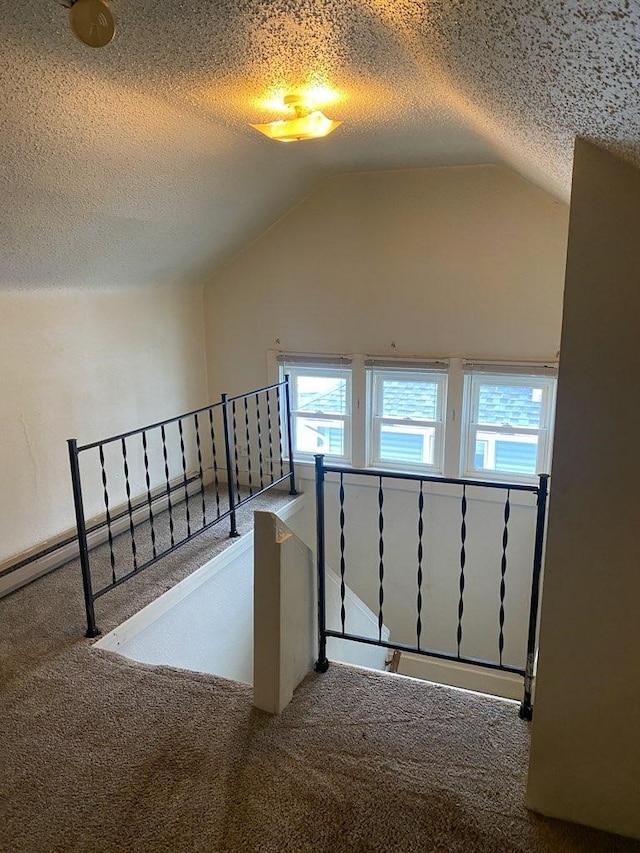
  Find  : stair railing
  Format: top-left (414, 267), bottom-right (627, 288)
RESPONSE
top-left (313, 454), bottom-right (548, 720)
top-left (68, 378), bottom-right (296, 637)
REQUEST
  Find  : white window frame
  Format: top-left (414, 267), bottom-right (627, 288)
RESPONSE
top-left (269, 352), bottom-right (557, 484)
top-left (461, 364), bottom-right (557, 483)
top-left (278, 356), bottom-right (352, 464)
top-left (366, 362), bottom-right (448, 474)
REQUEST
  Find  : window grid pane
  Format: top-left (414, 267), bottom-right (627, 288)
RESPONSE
top-left (472, 427), bottom-right (541, 477)
top-left (475, 382), bottom-right (544, 429)
top-left (379, 424), bottom-right (437, 465)
top-left (378, 378), bottom-right (439, 420)
top-left (294, 415), bottom-right (347, 456)
top-left (295, 375), bottom-right (348, 416)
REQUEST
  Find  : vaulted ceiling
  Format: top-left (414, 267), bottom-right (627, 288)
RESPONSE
top-left (2, 0), bottom-right (639, 288)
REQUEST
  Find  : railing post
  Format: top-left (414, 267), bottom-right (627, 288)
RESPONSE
top-left (520, 473), bottom-right (550, 720)
top-left (221, 393), bottom-right (239, 538)
top-left (67, 439), bottom-right (99, 638)
top-left (283, 375), bottom-right (297, 496)
top-left (314, 454), bottom-right (329, 673)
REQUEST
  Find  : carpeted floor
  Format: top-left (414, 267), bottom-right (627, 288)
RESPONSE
top-left (1, 496), bottom-right (638, 852)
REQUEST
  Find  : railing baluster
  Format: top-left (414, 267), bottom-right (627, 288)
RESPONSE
top-left (244, 397), bottom-right (254, 497)
top-left (121, 437), bottom-right (138, 571)
top-left (284, 375), bottom-right (297, 495)
top-left (378, 476), bottom-right (385, 642)
top-left (339, 472), bottom-right (346, 634)
top-left (98, 443), bottom-right (117, 585)
top-left (141, 430), bottom-right (157, 560)
top-left (256, 393), bottom-right (265, 490)
top-left (498, 489), bottom-right (511, 666)
top-left (222, 394), bottom-right (239, 537)
top-left (520, 474), bottom-right (550, 720)
top-left (178, 418), bottom-right (192, 537)
top-left (276, 385), bottom-right (284, 478)
top-left (314, 454), bottom-right (329, 673)
top-left (194, 413), bottom-right (207, 529)
top-left (266, 389), bottom-right (274, 484)
top-left (160, 424), bottom-right (175, 547)
top-left (208, 407), bottom-right (221, 519)
top-left (417, 480), bottom-right (424, 650)
top-left (457, 484), bottom-right (467, 657)
top-left (232, 400), bottom-right (241, 502)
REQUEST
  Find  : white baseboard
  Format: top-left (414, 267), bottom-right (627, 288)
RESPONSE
top-left (397, 651), bottom-right (523, 701)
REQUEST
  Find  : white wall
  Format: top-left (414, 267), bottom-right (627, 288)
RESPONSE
top-left (202, 164), bottom-right (567, 695)
top-left (527, 140), bottom-right (640, 839)
top-left (0, 283), bottom-right (208, 565)
top-left (203, 164), bottom-right (569, 397)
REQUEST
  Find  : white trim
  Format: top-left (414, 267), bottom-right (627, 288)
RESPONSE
top-left (443, 357), bottom-right (464, 478)
top-left (351, 353), bottom-right (367, 468)
top-left (397, 652), bottom-right (523, 701)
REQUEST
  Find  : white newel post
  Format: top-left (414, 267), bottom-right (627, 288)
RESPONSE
top-left (253, 511), bottom-right (316, 714)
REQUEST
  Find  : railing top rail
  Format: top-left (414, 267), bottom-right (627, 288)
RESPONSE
top-left (75, 400), bottom-right (225, 452)
top-left (74, 379), bottom-right (289, 453)
top-left (318, 459), bottom-right (544, 494)
top-left (224, 379), bottom-right (287, 404)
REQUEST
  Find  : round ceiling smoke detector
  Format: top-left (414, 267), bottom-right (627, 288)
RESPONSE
top-left (69, 0), bottom-right (115, 48)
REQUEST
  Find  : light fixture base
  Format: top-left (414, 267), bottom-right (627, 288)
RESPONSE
top-left (69, 0), bottom-right (115, 48)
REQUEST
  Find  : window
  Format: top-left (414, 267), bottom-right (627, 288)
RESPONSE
top-left (278, 356), bottom-right (352, 462)
top-left (274, 352), bottom-right (557, 482)
top-left (461, 364), bottom-right (556, 482)
top-left (366, 361), bottom-right (448, 473)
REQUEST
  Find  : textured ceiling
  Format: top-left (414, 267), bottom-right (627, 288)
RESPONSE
top-left (1, 0), bottom-right (639, 288)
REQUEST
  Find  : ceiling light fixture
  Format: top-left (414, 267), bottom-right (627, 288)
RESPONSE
top-left (250, 94), bottom-right (342, 143)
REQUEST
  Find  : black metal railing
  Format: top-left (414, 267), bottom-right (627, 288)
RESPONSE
top-left (68, 379), bottom-right (296, 638)
top-left (313, 455), bottom-right (549, 720)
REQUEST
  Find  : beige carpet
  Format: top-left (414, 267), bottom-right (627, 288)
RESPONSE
top-left (1, 499), bottom-right (638, 852)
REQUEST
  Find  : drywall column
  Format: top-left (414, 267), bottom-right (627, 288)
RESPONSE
top-left (527, 140), bottom-right (640, 839)
top-left (253, 512), bottom-right (316, 714)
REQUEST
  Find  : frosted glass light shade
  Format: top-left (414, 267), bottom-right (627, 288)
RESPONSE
top-left (250, 110), bottom-right (342, 142)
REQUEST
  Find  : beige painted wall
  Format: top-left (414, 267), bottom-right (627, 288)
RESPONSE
top-left (204, 165), bottom-right (569, 397)
top-left (0, 284), bottom-right (208, 563)
top-left (527, 140), bottom-right (640, 839)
